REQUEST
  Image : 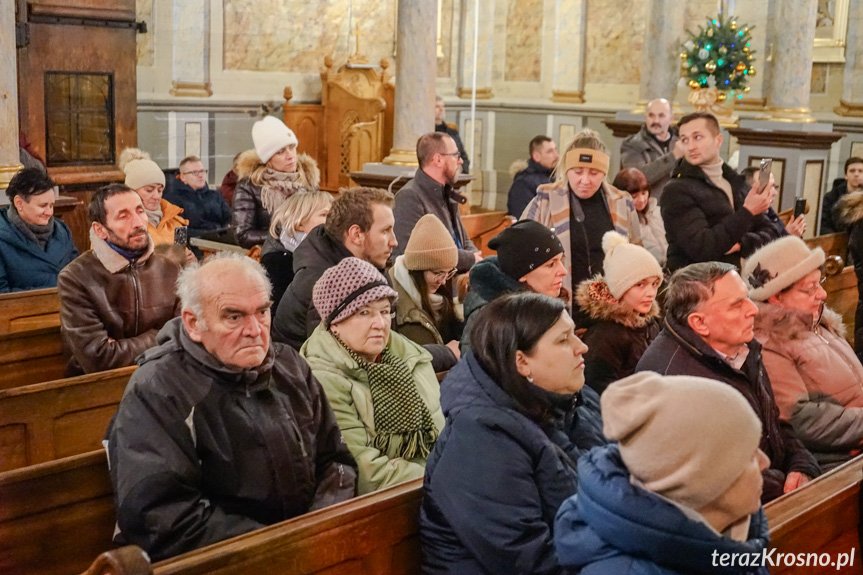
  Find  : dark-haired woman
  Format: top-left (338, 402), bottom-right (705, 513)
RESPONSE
top-left (613, 167), bottom-right (667, 267)
top-left (389, 214), bottom-right (462, 371)
top-left (421, 293), bottom-right (605, 574)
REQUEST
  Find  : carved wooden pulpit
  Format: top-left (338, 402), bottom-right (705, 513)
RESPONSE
top-left (282, 57), bottom-right (394, 192)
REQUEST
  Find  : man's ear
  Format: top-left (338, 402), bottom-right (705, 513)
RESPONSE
top-left (344, 223), bottom-right (363, 248)
top-left (182, 309), bottom-right (204, 342)
top-left (715, 132), bottom-right (724, 148)
top-left (91, 221), bottom-right (109, 241)
top-left (687, 312), bottom-right (710, 338)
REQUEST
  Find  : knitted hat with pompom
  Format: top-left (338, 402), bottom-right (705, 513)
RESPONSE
top-left (601, 231), bottom-right (663, 300)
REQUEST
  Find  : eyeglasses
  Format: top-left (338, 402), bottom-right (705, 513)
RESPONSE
top-left (430, 268), bottom-right (458, 282)
top-left (181, 169), bottom-right (208, 176)
top-left (794, 274), bottom-right (827, 296)
top-left (438, 152), bottom-right (461, 159)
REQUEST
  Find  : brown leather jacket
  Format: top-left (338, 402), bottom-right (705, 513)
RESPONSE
top-left (57, 231), bottom-right (181, 375)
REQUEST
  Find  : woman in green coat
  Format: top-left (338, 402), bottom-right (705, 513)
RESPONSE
top-left (301, 257), bottom-right (444, 495)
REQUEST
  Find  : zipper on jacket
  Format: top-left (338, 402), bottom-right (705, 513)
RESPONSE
top-left (130, 265), bottom-right (140, 334)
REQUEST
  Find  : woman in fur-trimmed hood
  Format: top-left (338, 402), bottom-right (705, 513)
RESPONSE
top-left (835, 189), bottom-right (863, 357)
top-left (577, 232), bottom-right (663, 395)
top-left (743, 235), bottom-right (863, 468)
top-left (232, 116), bottom-right (320, 248)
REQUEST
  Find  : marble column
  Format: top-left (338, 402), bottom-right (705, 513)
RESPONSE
top-left (382, 0), bottom-right (437, 165)
top-left (170, 0), bottom-right (212, 97)
top-left (636, 0), bottom-right (684, 108)
top-left (551, 0), bottom-right (586, 103)
top-left (457, 0), bottom-right (494, 99)
top-left (835, 0), bottom-right (863, 116)
top-left (0, 1), bottom-right (22, 189)
top-left (766, 0), bottom-right (817, 122)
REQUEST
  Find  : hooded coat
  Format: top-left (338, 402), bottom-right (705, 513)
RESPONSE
top-left (232, 150), bottom-right (320, 248)
top-left (754, 302), bottom-right (863, 467)
top-left (636, 316), bottom-right (820, 502)
top-left (575, 276), bottom-right (660, 395)
top-left (0, 207), bottom-right (78, 293)
top-left (834, 190), bottom-right (863, 357)
top-left (420, 352), bottom-right (605, 575)
top-left (459, 256), bottom-right (523, 354)
top-left (106, 317), bottom-right (357, 561)
top-left (554, 445), bottom-right (770, 575)
top-left (301, 325), bottom-right (444, 495)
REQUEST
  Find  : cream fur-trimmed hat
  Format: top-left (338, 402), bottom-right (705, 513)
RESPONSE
top-left (602, 371), bottom-right (763, 510)
top-left (119, 148), bottom-right (165, 191)
top-left (742, 236), bottom-right (825, 301)
top-left (601, 232), bottom-right (663, 300)
top-left (404, 214), bottom-right (458, 271)
top-left (252, 116), bottom-right (299, 164)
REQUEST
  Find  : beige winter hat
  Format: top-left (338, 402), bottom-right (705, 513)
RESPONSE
top-left (742, 235), bottom-right (825, 301)
top-left (601, 232), bottom-right (663, 300)
top-left (404, 214), bottom-right (458, 271)
top-left (119, 148), bottom-right (165, 191)
top-left (602, 371), bottom-right (763, 510)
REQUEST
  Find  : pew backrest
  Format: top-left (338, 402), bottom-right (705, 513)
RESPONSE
top-left (0, 325), bottom-right (66, 390)
top-left (0, 288), bottom-right (60, 333)
top-left (0, 366), bottom-right (135, 472)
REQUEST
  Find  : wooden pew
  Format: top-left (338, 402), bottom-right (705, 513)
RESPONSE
top-left (461, 210), bottom-right (511, 257)
top-left (0, 325), bottom-right (66, 390)
top-left (0, 366), bottom-right (134, 472)
top-left (764, 454), bottom-right (863, 574)
top-left (806, 232), bottom-right (849, 260)
top-left (0, 450), bottom-right (115, 575)
top-left (824, 265), bottom-right (858, 339)
top-left (0, 288), bottom-right (60, 333)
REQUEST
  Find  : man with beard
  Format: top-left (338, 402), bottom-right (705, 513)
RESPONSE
top-left (621, 98), bottom-right (684, 201)
top-left (57, 183), bottom-right (181, 375)
top-left (393, 132), bottom-right (481, 273)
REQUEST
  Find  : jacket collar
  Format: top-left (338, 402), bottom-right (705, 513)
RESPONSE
top-left (0, 208), bottom-right (64, 263)
top-left (413, 168), bottom-right (454, 199)
top-left (525, 158), bottom-right (553, 176)
top-left (662, 314), bottom-right (762, 376)
top-left (574, 275), bottom-right (660, 328)
top-left (90, 227), bottom-right (154, 273)
top-left (670, 157), bottom-right (739, 183)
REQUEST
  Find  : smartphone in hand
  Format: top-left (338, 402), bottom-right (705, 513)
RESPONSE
top-left (758, 159), bottom-right (773, 193)
top-left (793, 198), bottom-right (807, 218)
top-left (174, 226), bottom-right (189, 248)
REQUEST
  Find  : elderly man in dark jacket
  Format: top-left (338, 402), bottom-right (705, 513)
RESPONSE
top-left (393, 132), bottom-right (481, 273)
top-left (506, 135), bottom-right (559, 217)
top-left (165, 155), bottom-right (231, 238)
top-left (620, 98), bottom-right (682, 201)
top-left (106, 252), bottom-right (357, 562)
top-left (636, 261), bottom-right (820, 502)
top-left (661, 112), bottom-right (782, 272)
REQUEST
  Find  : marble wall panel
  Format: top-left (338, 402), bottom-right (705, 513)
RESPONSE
top-left (438, 0), bottom-right (454, 78)
top-left (504, 0), bottom-right (542, 82)
top-left (223, 0), bottom-right (396, 73)
top-left (137, 0), bottom-right (154, 67)
top-left (684, 0), bottom-right (720, 32)
top-left (811, 63), bottom-right (828, 93)
top-left (585, 0), bottom-right (645, 85)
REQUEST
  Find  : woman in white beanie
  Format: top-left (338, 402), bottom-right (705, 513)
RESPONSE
top-left (576, 231), bottom-right (663, 394)
top-left (555, 372), bottom-right (771, 575)
top-left (233, 116), bottom-right (320, 248)
top-left (119, 148), bottom-right (189, 247)
top-left (389, 214), bottom-right (462, 371)
top-left (743, 235), bottom-right (863, 468)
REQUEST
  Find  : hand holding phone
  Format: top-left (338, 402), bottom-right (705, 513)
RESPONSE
top-left (793, 198), bottom-right (807, 219)
top-left (174, 226), bottom-right (189, 248)
top-left (758, 159), bottom-right (773, 193)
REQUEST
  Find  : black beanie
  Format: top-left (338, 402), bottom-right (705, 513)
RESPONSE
top-left (488, 220), bottom-right (564, 281)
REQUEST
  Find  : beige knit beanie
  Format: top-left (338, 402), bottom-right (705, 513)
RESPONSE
top-left (252, 116), bottom-right (298, 164)
top-left (602, 372), bottom-right (762, 510)
top-left (119, 148), bottom-right (165, 191)
top-left (601, 232), bottom-right (663, 300)
top-left (742, 236), bottom-right (825, 301)
top-left (404, 214), bottom-right (458, 271)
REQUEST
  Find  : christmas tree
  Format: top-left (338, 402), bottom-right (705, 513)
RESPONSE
top-left (681, 15), bottom-right (756, 100)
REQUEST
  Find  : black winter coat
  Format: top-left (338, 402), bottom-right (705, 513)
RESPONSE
top-left (421, 352), bottom-right (605, 574)
top-left (834, 191), bottom-right (863, 359)
top-left (661, 159), bottom-right (782, 272)
top-left (232, 178), bottom-right (270, 248)
top-left (260, 235), bottom-right (295, 312)
top-left (106, 317), bottom-right (357, 561)
top-left (164, 180), bottom-right (231, 237)
top-left (507, 159), bottom-right (553, 218)
top-left (822, 178), bottom-right (848, 235)
top-left (636, 316), bottom-right (820, 502)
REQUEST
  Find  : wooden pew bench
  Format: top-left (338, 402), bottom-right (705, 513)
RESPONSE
top-left (461, 210), bottom-right (510, 257)
top-left (0, 288), bottom-right (61, 333)
top-left (0, 325), bottom-right (66, 390)
top-left (0, 366), bottom-right (135, 472)
top-left (764, 454), bottom-right (863, 574)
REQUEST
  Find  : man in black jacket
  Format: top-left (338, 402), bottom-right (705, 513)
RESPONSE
top-left (821, 156), bottom-right (863, 235)
top-left (165, 155), bottom-right (231, 238)
top-left (506, 135), bottom-right (559, 217)
top-left (106, 253), bottom-right (357, 561)
top-left (435, 96), bottom-right (469, 173)
top-left (661, 112), bottom-right (781, 272)
top-left (636, 261), bottom-right (820, 503)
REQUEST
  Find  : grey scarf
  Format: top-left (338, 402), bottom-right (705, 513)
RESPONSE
top-left (7, 204), bottom-right (54, 250)
top-left (145, 205), bottom-right (163, 228)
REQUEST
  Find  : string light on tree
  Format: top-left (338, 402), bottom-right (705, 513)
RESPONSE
top-left (680, 14), bottom-right (756, 95)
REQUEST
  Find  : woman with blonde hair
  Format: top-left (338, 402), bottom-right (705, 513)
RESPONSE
top-left (523, 129), bottom-right (641, 302)
top-left (119, 148), bottom-right (188, 247)
top-left (260, 191), bottom-right (333, 309)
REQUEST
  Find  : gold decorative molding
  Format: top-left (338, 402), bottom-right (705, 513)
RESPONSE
top-left (0, 164), bottom-right (24, 190)
top-left (457, 87), bottom-right (493, 100)
top-left (764, 106), bottom-right (816, 123)
top-left (735, 96), bottom-right (767, 111)
top-left (381, 148), bottom-right (419, 166)
top-left (834, 98), bottom-right (863, 117)
top-left (552, 90), bottom-right (585, 104)
top-left (170, 82), bottom-right (213, 98)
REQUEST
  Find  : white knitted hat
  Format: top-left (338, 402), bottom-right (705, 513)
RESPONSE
top-left (119, 148), bottom-right (165, 190)
top-left (742, 236), bottom-right (825, 301)
top-left (601, 232), bottom-right (663, 300)
top-left (252, 116), bottom-right (298, 164)
top-left (603, 371), bottom-right (762, 509)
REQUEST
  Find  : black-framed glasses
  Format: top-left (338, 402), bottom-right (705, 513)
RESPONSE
top-left (182, 169), bottom-right (208, 176)
top-left (438, 152), bottom-right (460, 158)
